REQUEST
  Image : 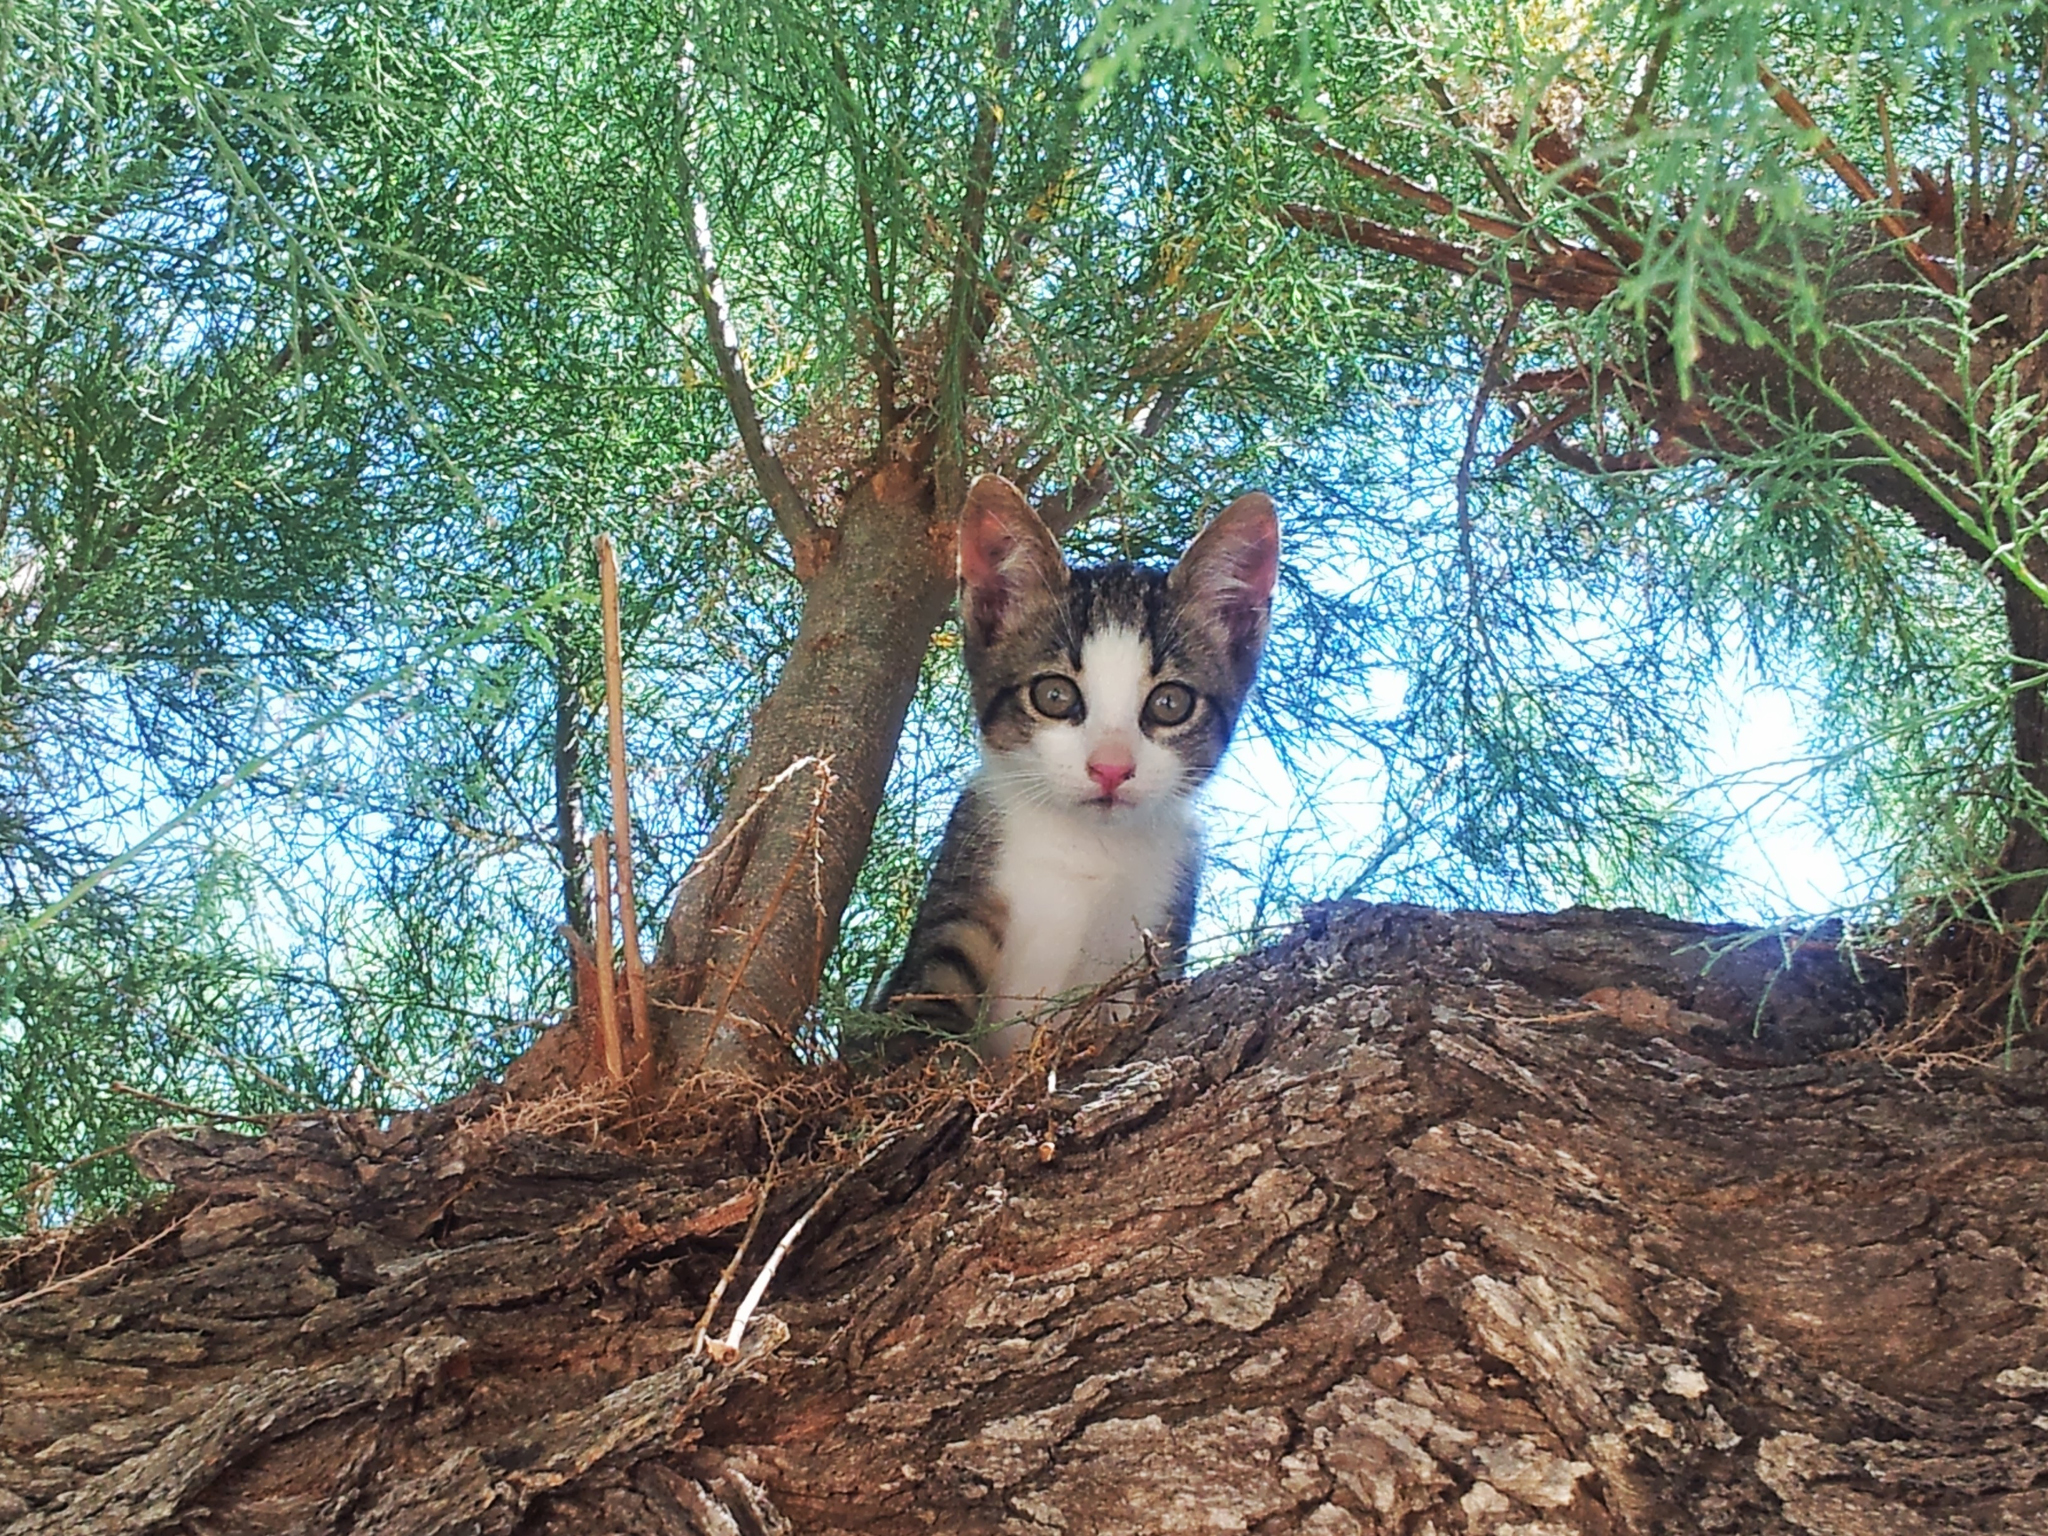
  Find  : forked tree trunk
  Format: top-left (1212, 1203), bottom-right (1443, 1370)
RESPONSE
top-left (653, 461), bottom-right (955, 1077)
top-left (5, 904), bottom-right (2045, 1536)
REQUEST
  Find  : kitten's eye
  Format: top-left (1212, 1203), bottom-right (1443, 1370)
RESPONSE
top-left (1144, 682), bottom-right (1197, 726)
top-left (1029, 674), bottom-right (1082, 719)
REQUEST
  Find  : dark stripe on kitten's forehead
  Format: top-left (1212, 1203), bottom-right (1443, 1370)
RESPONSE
top-left (969, 560), bottom-right (1249, 768)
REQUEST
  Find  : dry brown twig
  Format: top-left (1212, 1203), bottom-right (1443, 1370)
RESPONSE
top-left (590, 830), bottom-right (625, 1079)
top-left (1758, 64), bottom-right (1957, 296)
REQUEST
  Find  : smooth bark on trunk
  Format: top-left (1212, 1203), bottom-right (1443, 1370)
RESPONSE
top-left (7, 903), bottom-right (2045, 1535)
top-left (653, 461), bottom-right (955, 1078)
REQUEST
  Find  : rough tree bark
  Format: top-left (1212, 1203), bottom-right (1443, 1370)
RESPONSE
top-left (8, 903), bottom-right (2046, 1534)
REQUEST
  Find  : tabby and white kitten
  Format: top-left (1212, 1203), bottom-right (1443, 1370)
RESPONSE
top-left (871, 474), bottom-right (1279, 1061)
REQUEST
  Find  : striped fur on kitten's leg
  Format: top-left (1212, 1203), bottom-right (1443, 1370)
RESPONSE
top-left (868, 473), bottom-right (1279, 1063)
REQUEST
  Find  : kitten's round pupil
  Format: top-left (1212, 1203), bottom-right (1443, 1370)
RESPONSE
top-left (1145, 682), bottom-right (1196, 726)
top-left (1030, 675), bottom-right (1081, 718)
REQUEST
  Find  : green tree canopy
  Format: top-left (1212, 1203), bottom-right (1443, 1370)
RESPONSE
top-left (6, 0), bottom-right (2042, 1225)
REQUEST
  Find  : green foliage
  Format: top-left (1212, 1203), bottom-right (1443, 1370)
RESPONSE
top-left (9, 0), bottom-right (2048, 1225)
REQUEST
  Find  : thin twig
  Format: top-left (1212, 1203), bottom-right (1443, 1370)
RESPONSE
top-left (1876, 90), bottom-right (1903, 211)
top-left (597, 535), bottom-right (650, 1047)
top-left (108, 1082), bottom-right (274, 1125)
top-left (714, 1132), bottom-right (903, 1360)
top-left (1624, 4), bottom-right (1678, 137)
top-left (674, 54), bottom-right (826, 571)
top-left (1454, 304), bottom-right (1525, 664)
top-left (1496, 395), bottom-right (1591, 468)
top-left (1269, 110), bottom-right (1524, 241)
top-left (1417, 73), bottom-right (1539, 230)
top-left (1274, 203), bottom-right (1619, 311)
top-left (1039, 383), bottom-right (1190, 537)
top-left (0, 1207), bottom-right (197, 1315)
top-left (697, 758), bottom-right (837, 1063)
top-left (1758, 64), bottom-right (1956, 295)
top-left (591, 831), bottom-right (625, 1079)
top-left (932, 2), bottom-right (1019, 522)
top-left (691, 1170), bottom-right (774, 1355)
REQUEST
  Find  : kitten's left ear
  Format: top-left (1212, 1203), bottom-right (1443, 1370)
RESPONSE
top-left (1170, 492), bottom-right (1280, 669)
top-left (958, 474), bottom-right (1068, 648)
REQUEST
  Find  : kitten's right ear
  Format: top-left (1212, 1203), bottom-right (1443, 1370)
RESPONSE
top-left (958, 475), bottom-right (1066, 647)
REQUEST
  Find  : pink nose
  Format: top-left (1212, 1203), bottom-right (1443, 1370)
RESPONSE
top-left (1087, 757), bottom-right (1135, 795)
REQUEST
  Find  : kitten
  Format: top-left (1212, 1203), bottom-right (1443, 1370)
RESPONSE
top-left (868, 473), bottom-right (1279, 1062)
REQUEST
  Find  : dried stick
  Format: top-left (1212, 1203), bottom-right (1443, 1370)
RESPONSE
top-left (108, 1082), bottom-right (273, 1124)
top-left (597, 535), bottom-right (649, 1047)
top-left (691, 1171), bottom-right (774, 1356)
top-left (0, 1207), bottom-right (196, 1315)
top-left (590, 831), bottom-right (625, 1080)
top-left (1758, 65), bottom-right (1956, 296)
top-left (713, 1132), bottom-right (902, 1360)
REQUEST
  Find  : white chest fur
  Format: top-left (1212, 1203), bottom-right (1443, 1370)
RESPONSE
top-left (980, 792), bottom-right (1196, 1056)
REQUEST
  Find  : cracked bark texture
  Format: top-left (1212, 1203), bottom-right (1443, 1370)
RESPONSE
top-left (5, 903), bottom-right (2048, 1534)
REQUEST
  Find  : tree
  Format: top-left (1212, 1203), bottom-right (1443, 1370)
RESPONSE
top-left (15, 3), bottom-right (2048, 1530)
top-left (8, 0), bottom-right (2047, 1203)
top-left (9, 905), bottom-right (2041, 1533)
top-left (1206, 0), bottom-right (2048, 985)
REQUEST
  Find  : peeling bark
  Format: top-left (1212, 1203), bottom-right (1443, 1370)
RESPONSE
top-left (8, 904), bottom-right (2048, 1534)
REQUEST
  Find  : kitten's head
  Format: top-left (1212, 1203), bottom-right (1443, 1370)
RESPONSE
top-left (956, 474), bottom-right (1279, 823)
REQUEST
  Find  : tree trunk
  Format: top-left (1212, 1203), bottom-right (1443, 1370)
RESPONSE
top-left (9, 903), bottom-right (2046, 1535)
top-left (654, 461), bottom-right (954, 1077)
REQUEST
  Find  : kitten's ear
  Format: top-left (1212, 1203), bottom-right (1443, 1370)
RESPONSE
top-left (958, 474), bottom-right (1067, 647)
top-left (1170, 492), bottom-right (1280, 668)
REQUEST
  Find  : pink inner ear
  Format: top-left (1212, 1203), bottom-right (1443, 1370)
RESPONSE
top-left (1187, 496), bottom-right (1279, 646)
top-left (958, 476), bottom-right (1059, 645)
top-left (958, 504), bottom-right (1015, 592)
